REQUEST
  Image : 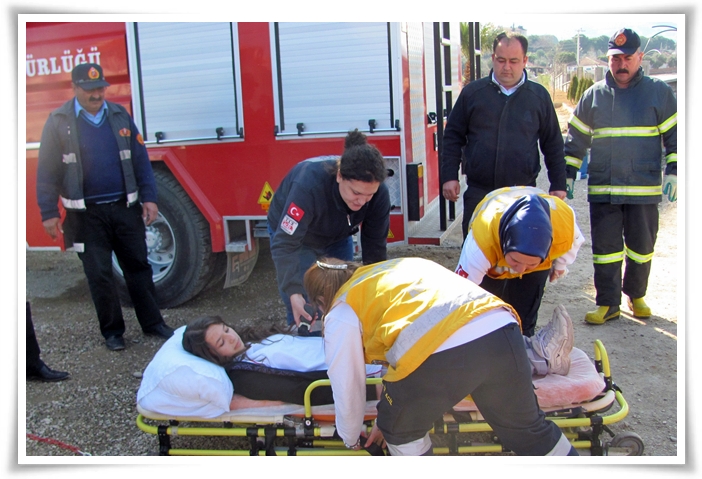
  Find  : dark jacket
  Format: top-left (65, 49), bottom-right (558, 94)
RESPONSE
top-left (441, 71), bottom-right (566, 193)
top-left (564, 68), bottom-right (677, 204)
top-left (267, 158), bottom-right (390, 297)
top-left (36, 99), bottom-right (157, 221)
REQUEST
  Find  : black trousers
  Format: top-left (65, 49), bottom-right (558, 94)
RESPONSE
top-left (461, 185), bottom-right (490, 239)
top-left (376, 323), bottom-right (564, 455)
top-left (590, 203), bottom-right (659, 306)
top-left (26, 302), bottom-right (44, 375)
top-left (70, 202), bottom-right (163, 339)
top-left (479, 270), bottom-right (549, 337)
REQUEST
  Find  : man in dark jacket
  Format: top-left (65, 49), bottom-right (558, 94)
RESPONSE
top-left (36, 63), bottom-right (175, 351)
top-left (441, 31), bottom-right (567, 238)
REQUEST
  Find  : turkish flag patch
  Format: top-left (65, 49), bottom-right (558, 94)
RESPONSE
top-left (456, 265), bottom-right (469, 279)
top-left (287, 202), bottom-right (305, 221)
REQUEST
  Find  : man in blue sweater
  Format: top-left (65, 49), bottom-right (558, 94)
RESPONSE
top-left (36, 63), bottom-right (174, 351)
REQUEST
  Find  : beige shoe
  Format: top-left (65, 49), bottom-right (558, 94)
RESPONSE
top-left (628, 297), bottom-right (651, 318)
top-left (531, 305), bottom-right (574, 375)
top-left (585, 305), bottom-right (620, 325)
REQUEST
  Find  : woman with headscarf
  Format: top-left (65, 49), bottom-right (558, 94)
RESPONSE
top-left (456, 186), bottom-right (585, 337)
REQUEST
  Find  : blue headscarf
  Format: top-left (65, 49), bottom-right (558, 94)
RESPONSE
top-left (498, 195), bottom-right (553, 261)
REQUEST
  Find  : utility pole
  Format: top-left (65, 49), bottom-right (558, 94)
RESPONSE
top-left (576, 28), bottom-right (584, 66)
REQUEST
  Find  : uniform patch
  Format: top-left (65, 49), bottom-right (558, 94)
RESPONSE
top-left (614, 33), bottom-right (627, 47)
top-left (287, 202), bottom-right (305, 221)
top-left (119, 128), bottom-right (131, 137)
top-left (456, 265), bottom-right (469, 279)
top-left (281, 215), bottom-right (299, 235)
top-left (62, 153), bottom-right (77, 164)
top-left (137, 133), bottom-right (144, 145)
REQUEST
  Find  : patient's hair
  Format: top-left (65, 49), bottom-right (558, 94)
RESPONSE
top-left (182, 316), bottom-right (293, 366)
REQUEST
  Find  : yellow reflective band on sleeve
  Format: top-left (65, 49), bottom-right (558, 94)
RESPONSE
top-left (565, 156), bottom-right (583, 169)
top-left (588, 185), bottom-right (662, 196)
top-left (625, 246), bottom-right (654, 264)
top-left (659, 112), bottom-right (677, 134)
top-left (568, 115), bottom-right (592, 136)
top-left (593, 251), bottom-right (625, 265)
top-left (592, 126), bottom-right (660, 138)
top-left (666, 153), bottom-right (677, 164)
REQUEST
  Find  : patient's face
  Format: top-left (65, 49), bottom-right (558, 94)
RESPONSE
top-left (205, 323), bottom-right (246, 360)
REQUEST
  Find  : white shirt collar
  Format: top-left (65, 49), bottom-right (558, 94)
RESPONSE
top-left (491, 71), bottom-right (526, 96)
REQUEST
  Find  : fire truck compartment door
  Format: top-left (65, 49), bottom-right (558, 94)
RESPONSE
top-left (127, 22), bottom-right (244, 143)
top-left (271, 22), bottom-right (400, 136)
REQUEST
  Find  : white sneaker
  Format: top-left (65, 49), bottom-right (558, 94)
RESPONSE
top-left (531, 305), bottom-right (574, 375)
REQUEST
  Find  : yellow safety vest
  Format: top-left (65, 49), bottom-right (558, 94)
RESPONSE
top-left (333, 258), bottom-right (515, 382)
top-left (469, 187), bottom-right (575, 280)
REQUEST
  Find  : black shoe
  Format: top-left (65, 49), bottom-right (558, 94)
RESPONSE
top-left (143, 323), bottom-right (175, 340)
top-left (105, 335), bottom-right (126, 351)
top-left (27, 364), bottom-right (70, 382)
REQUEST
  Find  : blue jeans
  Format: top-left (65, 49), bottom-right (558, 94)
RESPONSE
top-left (268, 225), bottom-right (353, 325)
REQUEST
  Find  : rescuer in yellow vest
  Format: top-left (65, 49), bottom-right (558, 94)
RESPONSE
top-left (456, 186), bottom-right (585, 336)
top-left (303, 257), bottom-right (577, 456)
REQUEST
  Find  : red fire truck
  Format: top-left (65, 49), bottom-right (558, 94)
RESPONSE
top-left (25, 21), bottom-right (463, 307)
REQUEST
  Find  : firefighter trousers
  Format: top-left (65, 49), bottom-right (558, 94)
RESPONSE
top-left (589, 202), bottom-right (659, 307)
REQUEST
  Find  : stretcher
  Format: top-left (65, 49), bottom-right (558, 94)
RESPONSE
top-left (136, 339), bottom-right (644, 456)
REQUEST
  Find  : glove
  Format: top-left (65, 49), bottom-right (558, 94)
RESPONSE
top-left (565, 178), bottom-right (575, 200)
top-left (662, 175), bottom-right (677, 202)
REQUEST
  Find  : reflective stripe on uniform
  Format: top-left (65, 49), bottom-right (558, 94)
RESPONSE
top-left (658, 112), bottom-right (678, 134)
top-left (593, 251), bottom-right (625, 265)
top-left (385, 288), bottom-right (490, 369)
top-left (61, 197), bottom-right (86, 210)
top-left (592, 125), bottom-right (660, 139)
top-left (568, 115), bottom-right (592, 136)
top-left (565, 155), bottom-right (583, 169)
top-left (666, 152), bottom-right (677, 164)
top-left (588, 185), bottom-right (662, 197)
top-left (625, 246), bottom-right (654, 264)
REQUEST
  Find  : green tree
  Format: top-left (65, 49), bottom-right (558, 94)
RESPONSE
top-left (556, 52), bottom-right (576, 64)
top-left (568, 76), bottom-right (579, 102)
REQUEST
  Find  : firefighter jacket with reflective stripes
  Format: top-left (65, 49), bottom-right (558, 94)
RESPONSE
top-left (468, 186), bottom-right (576, 280)
top-left (564, 67), bottom-right (677, 204)
top-left (333, 258), bottom-right (516, 382)
top-left (36, 98), bottom-right (156, 222)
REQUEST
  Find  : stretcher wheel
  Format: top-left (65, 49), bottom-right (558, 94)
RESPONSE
top-left (606, 432), bottom-right (645, 456)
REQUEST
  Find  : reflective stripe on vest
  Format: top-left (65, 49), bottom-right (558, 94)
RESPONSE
top-left (385, 288), bottom-right (491, 369)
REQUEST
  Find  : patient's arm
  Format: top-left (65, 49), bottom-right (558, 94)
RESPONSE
top-left (229, 393), bottom-right (286, 410)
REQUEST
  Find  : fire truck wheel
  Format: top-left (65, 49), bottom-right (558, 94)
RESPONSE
top-left (112, 165), bottom-right (221, 308)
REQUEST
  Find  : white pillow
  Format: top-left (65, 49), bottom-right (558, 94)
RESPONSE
top-left (136, 326), bottom-right (233, 418)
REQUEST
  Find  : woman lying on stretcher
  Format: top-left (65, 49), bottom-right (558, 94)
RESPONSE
top-left (181, 316), bottom-right (382, 410)
top-left (181, 304), bottom-right (574, 414)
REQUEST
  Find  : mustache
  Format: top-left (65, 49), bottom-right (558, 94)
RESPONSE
top-left (616, 69), bottom-right (629, 74)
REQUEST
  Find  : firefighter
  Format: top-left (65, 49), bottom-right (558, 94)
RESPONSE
top-left (455, 186), bottom-right (585, 337)
top-left (303, 257), bottom-right (578, 456)
top-left (564, 28), bottom-right (677, 324)
top-left (36, 63), bottom-right (175, 351)
top-left (267, 130), bottom-right (391, 331)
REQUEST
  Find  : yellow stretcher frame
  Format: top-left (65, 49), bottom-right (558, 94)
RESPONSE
top-left (136, 340), bottom-right (644, 456)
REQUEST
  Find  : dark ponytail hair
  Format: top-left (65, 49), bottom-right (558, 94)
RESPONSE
top-left (338, 129), bottom-right (387, 183)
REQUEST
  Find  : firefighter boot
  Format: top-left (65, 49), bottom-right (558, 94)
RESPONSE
top-left (628, 297), bottom-right (651, 318)
top-left (585, 305), bottom-right (620, 325)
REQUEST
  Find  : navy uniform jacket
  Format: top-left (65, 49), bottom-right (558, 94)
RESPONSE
top-left (267, 157), bottom-right (391, 298)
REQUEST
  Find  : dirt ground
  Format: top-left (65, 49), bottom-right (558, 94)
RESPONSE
top-left (22, 96), bottom-right (680, 460)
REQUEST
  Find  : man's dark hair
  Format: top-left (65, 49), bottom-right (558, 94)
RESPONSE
top-left (493, 31), bottom-right (529, 55)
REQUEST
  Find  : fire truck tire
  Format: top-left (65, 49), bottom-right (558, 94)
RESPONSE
top-left (112, 165), bottom-right (220, 309)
